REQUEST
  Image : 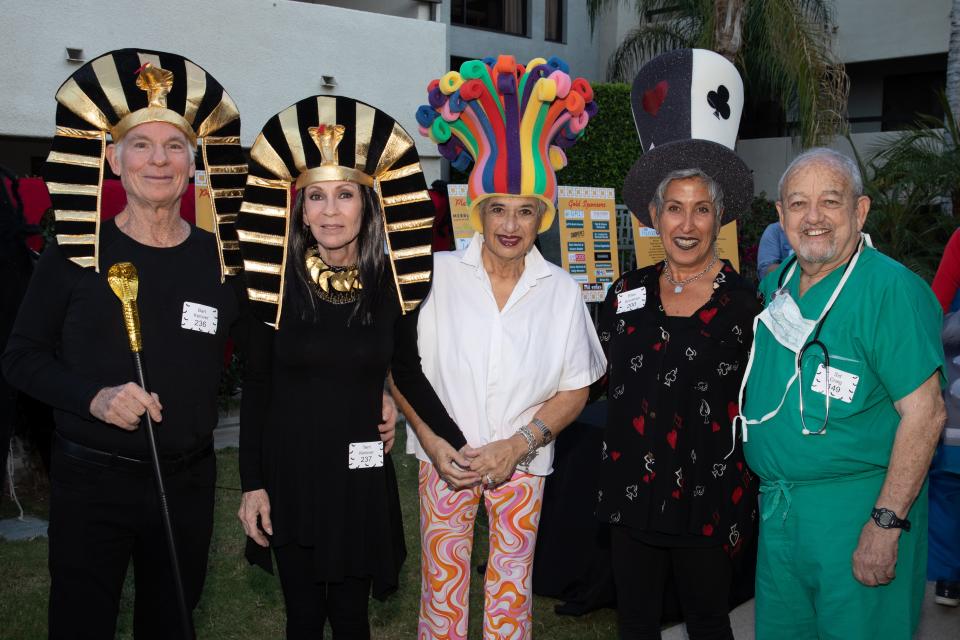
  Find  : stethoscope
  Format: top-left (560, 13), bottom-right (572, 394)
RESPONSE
top-left (776, 236), bottom-right (864, 435)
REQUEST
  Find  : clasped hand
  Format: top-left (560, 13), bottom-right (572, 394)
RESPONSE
top-left (424, 433), bottom-right (527, 491)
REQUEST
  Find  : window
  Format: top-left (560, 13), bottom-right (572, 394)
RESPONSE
top-left (545, 0), bottom-right (564, 42)
top-left (881, 71), bottom-right (945, 132)
top-left (451, 0), bottom-right (527, 36)
top-left (450, 55), bottom-right (474, 73)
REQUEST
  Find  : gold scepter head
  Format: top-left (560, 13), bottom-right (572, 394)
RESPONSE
top-left (107, 262), bottom-right (143, 353)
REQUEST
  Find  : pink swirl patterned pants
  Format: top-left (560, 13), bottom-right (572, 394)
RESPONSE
top-left (417, 461), bottom-right (545, 640)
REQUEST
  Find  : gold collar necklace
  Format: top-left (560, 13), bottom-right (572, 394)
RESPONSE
top-left (305, 246), bottom-right (362, 304)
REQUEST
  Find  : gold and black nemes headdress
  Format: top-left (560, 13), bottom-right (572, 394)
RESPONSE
top-left (237, 96), bottom-right (435, 328)
top-left (45, 48), bottom-right (245, 277)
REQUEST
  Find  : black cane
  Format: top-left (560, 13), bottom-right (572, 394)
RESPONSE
top-left (107, 262), bottom-right (192, 640)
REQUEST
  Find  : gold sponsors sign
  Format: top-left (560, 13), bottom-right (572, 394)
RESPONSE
top-left (558, 186), bottom-right (620, 303)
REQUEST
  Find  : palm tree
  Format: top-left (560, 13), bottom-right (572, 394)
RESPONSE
top-left (586, 0), bottom-right (849, 147)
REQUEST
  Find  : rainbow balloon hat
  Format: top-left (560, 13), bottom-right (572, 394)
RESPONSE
top-left (416, 55), bottom-right (597, 233)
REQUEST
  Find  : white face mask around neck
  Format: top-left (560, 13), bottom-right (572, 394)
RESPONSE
top-left (723, 233), bottom-right (872, 457)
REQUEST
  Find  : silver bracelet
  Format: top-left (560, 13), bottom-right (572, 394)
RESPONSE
top-left (531, 417), bottom-right (553, 446)
top-left (516, 424), bottom-right (538, 466)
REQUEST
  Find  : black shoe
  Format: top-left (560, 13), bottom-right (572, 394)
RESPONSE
top-left (935, 580), bottom-right (960, 607)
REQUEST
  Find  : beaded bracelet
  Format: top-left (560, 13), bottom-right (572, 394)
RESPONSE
top-left (516, 424), bottom-right (539, 466)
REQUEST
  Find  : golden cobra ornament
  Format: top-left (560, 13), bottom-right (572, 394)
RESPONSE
top-left (107, 262), bottom-right (143, 353)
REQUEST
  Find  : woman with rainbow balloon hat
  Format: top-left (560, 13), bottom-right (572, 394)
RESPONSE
top-left (391, 54), bottom-right (606, 639)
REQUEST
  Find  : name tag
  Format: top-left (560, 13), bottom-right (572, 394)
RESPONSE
top-left (348, 441), bottom-right (384, 469)
top-left (181, 302), bottom-right (218, 334)
top-left (617, 287), bottom-right (646, 314)
top-left (811, 364), bottom-right (859, 403)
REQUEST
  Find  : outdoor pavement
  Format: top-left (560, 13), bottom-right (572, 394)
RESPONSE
top-left (3, 424), bottom-right (959, 637)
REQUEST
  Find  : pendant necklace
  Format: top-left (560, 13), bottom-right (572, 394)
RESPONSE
top-left (663, 251), bottom-right (718, 294)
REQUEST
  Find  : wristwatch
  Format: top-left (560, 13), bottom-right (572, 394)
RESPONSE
top-left (871, 507), bottom-right (911, 532)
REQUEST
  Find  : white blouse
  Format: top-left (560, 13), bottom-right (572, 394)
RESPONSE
top-left (406, 233), bottom-right (607, 476)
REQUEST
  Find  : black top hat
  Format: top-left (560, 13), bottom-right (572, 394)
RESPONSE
top-left (237, 96), bottom-right (435, 327)
top-left (45, 48), bottom-right (245, 276)
top-left (622, 49), bottom-right (753, 227)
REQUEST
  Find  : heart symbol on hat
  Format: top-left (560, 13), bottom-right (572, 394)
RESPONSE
top-left (611, 450), bottom-right (622, 461)
top-left (707, 85), bottom-right (731, 120)
top-left (642, 80), bottom-right (669, 116)
top-left (632, 416), bottom-right (645, 435)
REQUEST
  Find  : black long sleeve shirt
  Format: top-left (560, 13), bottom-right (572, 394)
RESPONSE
top-left (2, 219), bottom-right (244, 457)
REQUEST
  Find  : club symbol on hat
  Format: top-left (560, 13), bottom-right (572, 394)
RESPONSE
top-left (707, 85), bottom-right (731, 120)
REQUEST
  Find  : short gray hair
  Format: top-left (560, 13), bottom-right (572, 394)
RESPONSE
top-left (778, 147), bottom-right (863, 201)
top-left (651, 168), bottom-right (725, 218)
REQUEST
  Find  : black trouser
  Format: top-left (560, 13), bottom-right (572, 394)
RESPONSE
top-left (274, 544), bottom-right (372, 640)
top-left (47, 436), bottom-right (215, 640)
top-left (610, 525), bottom-right (733, 640)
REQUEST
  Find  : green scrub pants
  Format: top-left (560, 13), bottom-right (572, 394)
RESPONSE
top-left (755, 472), bottom-right (927, 640)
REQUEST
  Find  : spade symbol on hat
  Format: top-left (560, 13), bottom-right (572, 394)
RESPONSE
top-left (707, 85), bottom-right (731, 120)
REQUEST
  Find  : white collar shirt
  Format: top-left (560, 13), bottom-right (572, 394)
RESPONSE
top-left (407, 232), bottom-right (606, 476)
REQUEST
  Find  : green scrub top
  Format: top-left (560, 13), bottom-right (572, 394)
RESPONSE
top-left (743, 246), bottom-right (944, 483)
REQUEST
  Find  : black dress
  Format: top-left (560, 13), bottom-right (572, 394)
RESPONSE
top-left (239, 270), bottom-right (463, 599)
top-left (596, 261), bottom-right (760, 552)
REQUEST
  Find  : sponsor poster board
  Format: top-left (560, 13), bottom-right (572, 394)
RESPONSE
top-left (446, 184), bottom-right (474, 251)
top-left (558, 186), bottom-right (620, 303)
top-left (631, 217), bottom-right (740, 272)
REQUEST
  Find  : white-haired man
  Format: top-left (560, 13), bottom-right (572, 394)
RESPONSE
top-left (739, 147), bottom-right (945, 639)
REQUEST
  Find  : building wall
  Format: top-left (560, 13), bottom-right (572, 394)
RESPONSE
top-left (736, 131), bottom-right (898, 200)
top-left (442, 0), bottom-right (607, 83)
top-left (739, 0), bottom-right (952, 198)
top-left (302, 0), bottom-right (428, 20)
top-left (833, 0), bottom-right (952, 63)
top-left (0, 0), bottom-right (447, 180)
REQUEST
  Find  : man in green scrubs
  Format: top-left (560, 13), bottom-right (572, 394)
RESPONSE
top-left (741, 148), bottom-right (946, 639)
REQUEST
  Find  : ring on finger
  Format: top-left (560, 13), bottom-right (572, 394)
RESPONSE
top-left (485, 473), bottom-right (494, 485)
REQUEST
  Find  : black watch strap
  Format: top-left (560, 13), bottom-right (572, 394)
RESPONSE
top-left (871, 507), bottom-right (911, 531)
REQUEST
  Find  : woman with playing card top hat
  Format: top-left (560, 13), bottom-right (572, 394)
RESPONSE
top-left (395, 53), bottom-right (606, 640)
top-left (234, 95), bottom-right (468, 638)
top-left (595, 48), bottom-right (759, 639)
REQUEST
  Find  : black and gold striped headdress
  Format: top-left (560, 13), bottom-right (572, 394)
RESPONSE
top-left (237, 96), bottom-right (434, 328)
top-left (45, 48), bottom-right (245, 277)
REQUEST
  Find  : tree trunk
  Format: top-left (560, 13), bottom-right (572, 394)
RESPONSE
top-left (714, 0), bottom-right (747, 62)
top-left (949, 0), bottom-right (960, 122)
